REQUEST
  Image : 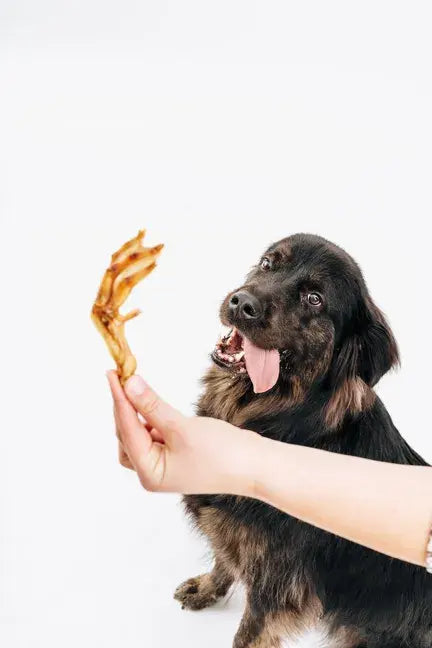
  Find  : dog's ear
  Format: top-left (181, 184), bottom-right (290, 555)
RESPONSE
top-left (326, 298), bottom-right (399, 428)
top-left (358, 299), bottom-right (400, 385)
top-left (333, 297), bottom-right (399, 388)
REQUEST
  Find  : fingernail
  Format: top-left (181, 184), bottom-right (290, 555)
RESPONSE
top-left (125, 374), bottom-right (147, 397)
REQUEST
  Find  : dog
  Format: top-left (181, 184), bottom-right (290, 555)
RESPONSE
top-left (176, 234), bottom-right (431, 648)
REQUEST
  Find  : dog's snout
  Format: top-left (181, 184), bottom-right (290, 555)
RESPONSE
top-left (229, 291), bottom-right (262, 320)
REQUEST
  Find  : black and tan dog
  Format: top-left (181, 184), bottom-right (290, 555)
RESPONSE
top-left (175, 234), bottom-right (431, 648)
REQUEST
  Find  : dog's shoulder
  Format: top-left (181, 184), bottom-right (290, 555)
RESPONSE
top-left (339, 396), bottom-right (429, 466)
top-left (242, 394), bottom-right (429, 467)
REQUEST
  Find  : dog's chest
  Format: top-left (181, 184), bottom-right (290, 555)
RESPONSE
top-left (192, 504), bottom-right (271, 583)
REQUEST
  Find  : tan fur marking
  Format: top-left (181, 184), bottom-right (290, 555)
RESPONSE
top-left (325, 377), bottom-right (375, 429)
top-left (276, 241), bottom-right (292, 263)
top-left (324, 621), bottom-right (364, 648)
top-left (231, 390), bottom-right (298, 427)
top-left (234, 596), bottom-right (323, 648)
top-left (198, 507), bottom-right (267, 582)
top-left (269, 599), bottom-right (322, 637)
top-left (290, 375), bottom-right (305, 404)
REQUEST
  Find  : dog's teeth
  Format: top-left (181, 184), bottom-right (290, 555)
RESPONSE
top-left (235, 351), bottom-right (244, 360)
top-left (220, 326), bottom-right (232, 341)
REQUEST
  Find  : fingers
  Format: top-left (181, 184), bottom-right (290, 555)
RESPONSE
top-left (124, 375), bottom-right (184, 436)
top-left (107, 370), bottom-right (152, 461)
top-left (107, 369), bottom-right (136, 422)
top-left (118, 441), bottom-right (135, 470)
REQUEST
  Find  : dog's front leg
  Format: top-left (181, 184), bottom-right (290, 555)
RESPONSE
top-left (174, 558), bottom-right (234, 610)
top-left (233, 599), bottom-right (283, 648)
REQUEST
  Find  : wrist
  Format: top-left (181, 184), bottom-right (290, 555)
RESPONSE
top-left (235, 432), bottom-right (272, 500)
top-left (243, 436), bottom-right (299, 507)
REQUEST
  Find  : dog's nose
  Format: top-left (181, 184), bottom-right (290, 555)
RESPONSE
top-left (229, 291), bottom-right (262, 320)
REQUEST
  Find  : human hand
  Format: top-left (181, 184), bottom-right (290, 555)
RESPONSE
top-left (107, 371), bottom-right (263, 496)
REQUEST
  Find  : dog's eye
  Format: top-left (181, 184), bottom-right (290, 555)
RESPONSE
top-left (307, 293), bottom-right (322, 306)
top-left (260, 257), bottom-right (272, 270)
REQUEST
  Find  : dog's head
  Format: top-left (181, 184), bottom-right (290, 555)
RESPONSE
top-left (212, 234), bottom-right (399, 424)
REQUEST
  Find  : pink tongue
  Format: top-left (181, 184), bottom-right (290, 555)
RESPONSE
top-left (243, 337), bottom-right (280, 394)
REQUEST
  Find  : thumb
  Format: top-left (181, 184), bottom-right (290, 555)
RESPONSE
top-left (124, 374), bottom-right (184, 434)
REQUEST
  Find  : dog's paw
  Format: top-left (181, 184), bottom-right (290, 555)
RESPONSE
top-left (174, 574), bottom-right (220, 610)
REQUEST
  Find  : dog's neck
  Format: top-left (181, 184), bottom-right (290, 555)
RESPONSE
top-left (197, 365), bottom-right (308, 427)
top-left (197, 365), bottom-right (375, 429)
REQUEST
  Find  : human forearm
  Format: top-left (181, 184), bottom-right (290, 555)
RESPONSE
top-left (251, 437), bottom-right (432, 566)
top-left (109, 372), bottom-right (431, 568)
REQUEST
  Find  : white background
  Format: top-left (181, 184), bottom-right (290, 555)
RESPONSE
top-left (1, 2), bottom-right (432, 647)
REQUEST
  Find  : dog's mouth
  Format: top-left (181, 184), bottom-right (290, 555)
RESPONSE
top-left (212, 327), bottom-right (247, 372)
top-left (212, 327), bottom-right (280, 394)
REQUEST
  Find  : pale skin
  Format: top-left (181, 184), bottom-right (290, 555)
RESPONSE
top-left (107, 371), bottom-right (432, 569)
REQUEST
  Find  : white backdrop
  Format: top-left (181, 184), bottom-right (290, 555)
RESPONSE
top-left (1, 2), bottom-right (432, 647)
